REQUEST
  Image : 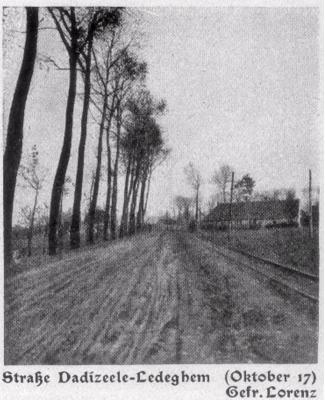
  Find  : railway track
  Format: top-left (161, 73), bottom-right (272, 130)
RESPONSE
top-left (197, 232), bottom-right (319, 303)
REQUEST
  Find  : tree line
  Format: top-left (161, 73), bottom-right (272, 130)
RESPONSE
top-left (173, 162), bottom-right (302, 228)
top-left (4, 7), bottom-right (169, 266)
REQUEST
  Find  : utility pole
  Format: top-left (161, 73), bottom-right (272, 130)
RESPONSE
top-left (309, 169), bottom-right (313, 238)
top-left (228, 171), bottom-right (235, 242)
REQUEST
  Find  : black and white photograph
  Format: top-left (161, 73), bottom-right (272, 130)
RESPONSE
top-left (2, 4), bottom-right (321, 367)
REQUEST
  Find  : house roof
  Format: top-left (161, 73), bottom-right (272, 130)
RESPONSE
top-left (204, 199), bottom-right (299, 222)
top-left (159, 216), bottom-right (176, 224)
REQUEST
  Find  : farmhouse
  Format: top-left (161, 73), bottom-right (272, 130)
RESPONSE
top-left (202, 199), bottom-right (300, 229)
top-left (158, 215), bottom-right (177, 227)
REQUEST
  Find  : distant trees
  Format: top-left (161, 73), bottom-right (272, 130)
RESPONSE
top-left (85, 207), bottom-right (106, 239)
top-left (252, 188), bottom-right (292, 201)
top-left (211, 164), bottom-right (233, 203)
top-left (119, 90), bottom-right (168, 237)
top-left (234, 174), bottom-right (255, 202)
top-left (284, 189), bottom-right (298, 224)
top-left (110, 51), bottom-right (147, 240)
top-left (4, 7), bottom-right (39, 266)
top-left (206, 194), bottom-right (218, 213)
top-left (174, 196), bottom-right (192, 225)
top-left (251, 191), bottom-right (273, 201)
top-left (184, 162), bottom-right (202, 227)
top-left (18, 145), bottom-right (47, 256)
top-left (58, 176), bottom-right (73, 248)
top-left (83, 31), bottom-right (124, 242)
top-left (174, 196), bottom-right (184, 219)
top-left (211, 167), bottom-right (255, 204)
top-left (86, 32), bottom-right (117, 243)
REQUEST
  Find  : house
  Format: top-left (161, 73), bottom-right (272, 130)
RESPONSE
top-left (158, 215), bottom-right (177, 226)
top-left (202, 199), bottom-right (300, 230)
top-left (300, 203), bottom-right (319, 228)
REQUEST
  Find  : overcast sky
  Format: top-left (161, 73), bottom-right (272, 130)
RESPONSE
top-left (3, 6), bottom-right (321, 222)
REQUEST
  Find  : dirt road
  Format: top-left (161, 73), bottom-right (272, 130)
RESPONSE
top-left (5, 230), bottom-right (318, 364)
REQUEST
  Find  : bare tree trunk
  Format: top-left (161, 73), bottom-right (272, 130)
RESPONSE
top-left (70, 34), bottom-right (93, 249)
top-left (103, 144), bottom-right (111, 240)
top-left (27, 188), bottom-right (39, 257)
top-left (110, 100), bottom-right (122, 240)
top-left (49, 21), bottom-right (78, 255)
top-left (4, 7), bottom-right (38, 266)
top-left (129, 165), bottom-right (140, 235)
top-left (119, 157), bottom-right (132, 238)
top-left (121, 160), bottom-right (136, 237)
top-left (136, 169), bottom-right (148, 230)
top-left (143, 166), bottom-right (152, 217)
top-left (87, 97), bottom-right (107, 243)
top-left (57, 191), bottom-right (65, 251)
top-left (103, 105), bottom-right (115, 241)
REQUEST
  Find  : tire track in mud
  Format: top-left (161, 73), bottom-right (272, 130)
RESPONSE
top-left (6, 230), bottom-right (224, 364)
top-left (171, 231), bottom-right (218, 363)
top-left (174, 269), bottom-right (182, 363)
top-left (101, 234), bottom-right (179, 364)
top-left (81, 238), bottom-right (164, 364)
top-left (5, 233), bottom-right (163, 364)
top-left (5, 238), bottom-right (152, 314)
top-left (45, 235), bottom-right (162, 364)
top-left (177, 232), bottom-right (318, 363)
top-left (5, 229), bottom-right (317, 364)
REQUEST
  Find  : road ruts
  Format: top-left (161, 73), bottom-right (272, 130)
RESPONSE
top-left (5, 229), bottom-right (318, 364)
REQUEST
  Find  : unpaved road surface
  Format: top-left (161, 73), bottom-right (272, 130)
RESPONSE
top-left (5, 230), bottom-right (318, 364)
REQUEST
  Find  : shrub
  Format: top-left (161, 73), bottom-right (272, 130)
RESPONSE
top-left (188, 219), bottom-right (197, 232)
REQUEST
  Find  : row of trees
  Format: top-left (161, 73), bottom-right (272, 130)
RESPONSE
top-left (210, 163), bottom-right (307, 206)
top-left (4, 7), bottom-right (169, 265)
top-left (211, 164), bottom-right (255, 204)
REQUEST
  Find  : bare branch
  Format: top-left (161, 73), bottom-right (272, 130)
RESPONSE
top-left (48, 8), bottom-right (71, 52)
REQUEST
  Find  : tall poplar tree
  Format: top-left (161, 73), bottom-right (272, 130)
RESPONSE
top-left (4, 7), bottom-right (39, 266)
